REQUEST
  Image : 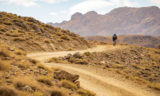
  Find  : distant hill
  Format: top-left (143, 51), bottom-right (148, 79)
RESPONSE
top-left (85, 35), bottom-right (160, 48)
top-left (50, 6), bottom-right (160, 36)
top-left (0, 12), bottom-right (91, 52)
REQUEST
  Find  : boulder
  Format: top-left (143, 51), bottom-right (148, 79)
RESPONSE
top-left (73, 52), bottom-right (83, 58)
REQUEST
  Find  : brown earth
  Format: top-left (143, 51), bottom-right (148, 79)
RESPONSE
top-left (28, 45), bottom-right (160, 96)
top-left (0, 12), bottom-right (91, 52)
top-left (0, 42), bottom-right (95, 96)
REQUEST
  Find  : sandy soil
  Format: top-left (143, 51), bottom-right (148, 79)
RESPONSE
top-left (28, 45), bottom-right (158, 96)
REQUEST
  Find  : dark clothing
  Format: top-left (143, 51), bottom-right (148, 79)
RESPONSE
top-left (112, 34), bottom-right (117, 41)
top-left (112, 34), bottom-right (117, 46)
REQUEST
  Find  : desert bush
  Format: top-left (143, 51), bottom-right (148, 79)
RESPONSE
top-left (13, 37), bottom-right (25, 41)
top-left (37, 63), bottom-right (51, 72)
top-left (148, 82), bottom-right (160, 91)
top-left (44, 39), bottom-right (50, 43)
top-left (112, 64), bottom-right (125, 69)
top-left (60, 80), bottom-right (77, 90)
top-left (69, 57), bottom-right (88, 65)
top-left (132, 64), bottom-right (144, 70)
top-left (48, 57), bottom-right (65, 63)
top-left (60, 35), bottom-right (70, 40)
top-left (50, 89), bottom-right (67, 96)
top-left (32, 91), bottom-right (44, 96)
top-left (15, 60), bottom-right (30, 70)
top-left (0, 25), bottom-right (7, 32)
top-left (0, 86), bottom-right (18, 96)
top-left (15, 49), bottom-right (26, 56)
top-left (0, 60), bottom-right (10, 71)
top-left (0, 50), bottom-right (10, 57)
top-left (14, 76), bottom-right (40, 92)
top-left (77, 88), bottom-right (95, 96)
top-left (3, 21), bottom-right (12, 25)
top-left (37, 76), bottom-right (52, 86)
top-left (84, 52), bottom-right (93, 58)
top-left (28, 58), bottom-right (38, 64)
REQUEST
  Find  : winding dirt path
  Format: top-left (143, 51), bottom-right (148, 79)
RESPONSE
top-left (28, 45), bottom-right (157, 96)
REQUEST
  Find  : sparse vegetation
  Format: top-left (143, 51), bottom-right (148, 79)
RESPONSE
top-left (0, 12), bottom-right (91, 52)
top-left (77, 88), bottom-right (96, 96)
top-left (37, 76), bottom-right (53, 86)
top-left (0, 42), bottom-right (91, 96)
top-left (50, 89), bottom-right (67, 96)
top-left (60, 80), bottom-right (78, 90)
top-left (0, 86), bottom-right (18, 96)
top-left (0, 61), bottom-right (10, 71)
top-left (50, 45), bottom-right (160, 92)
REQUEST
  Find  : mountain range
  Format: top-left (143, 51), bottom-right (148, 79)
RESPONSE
top-left (49, 6), bottom-right (160, 36)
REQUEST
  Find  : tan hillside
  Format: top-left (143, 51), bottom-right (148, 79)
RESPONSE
top-left (0, 12), bottom-right (91, 52)
top-left (85, 35), bottom-right (160, 48)
top-left (0, 42), bottom-right (95, 96)
top-left (48, 45), bottom-right (160, 92)
top-left (50, 6), bottom-right (160, 36)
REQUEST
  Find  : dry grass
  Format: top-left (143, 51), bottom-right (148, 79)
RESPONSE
top-left (50, 89), bottom-right (67, 96)
top-left (60, 80), bottom-right (78, 90)
top-left (0, 60), bottom-right (10, 71)
top-left (48, 57), bottom-right (66, 63)
top-left (148, 83), bottom-right (160, 91)
top-left (37, 76), bottom-right (53, 86)
top-left (77, 88), bottom-right (96, 96)
top-left (0, 42), bottom-right (94, 96)
top-left (15, 49), bottom-right (26, 56)
top-left (0, 12), bottom-right (91, 52)
top-left (37, 63), bottom-right (51, 72)
top-left (0, 86), bottom-right (18, 96)
top-left (14, 76), bottom-right (40, 91)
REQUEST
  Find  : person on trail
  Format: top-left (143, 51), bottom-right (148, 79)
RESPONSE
top-left (112, 34), bottom-right (117, 46)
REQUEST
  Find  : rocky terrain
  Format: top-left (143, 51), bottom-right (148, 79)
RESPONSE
top-left (85, 35), bottom-right (160, 48)
top-left (50, 6), bottom-right (160, 36)
top-left (48, 45), bottom-right (160, 92)
top-left (0, 12), bottom-right (91, 52)
top-left (0, 42), bottom-right (95, 96)
top-left (0, 12), bottom-right (95, 96)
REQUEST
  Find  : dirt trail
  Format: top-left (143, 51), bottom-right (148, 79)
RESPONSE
top-left (28, 45), bottom-right (157, 96)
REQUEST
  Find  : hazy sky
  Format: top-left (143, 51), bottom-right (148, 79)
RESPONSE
top-left (0, 0), bottom-right (160, 23)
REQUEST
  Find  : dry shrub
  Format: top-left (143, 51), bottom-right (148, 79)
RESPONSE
top-left (14, 76), bottom-right (40, 91)
top-left (69, 57), bottom-right (88, 65)
top-left (15, 49), bottom-right (26, 56)
top-left (13, 37), bottom-right (25, 41)
top-left (44, 39), bottom-right (50, 43)
top-left (0, 86), bottom-right (18, 96)
top-left (0, 49), bottom-right (12, 57)
top-left (148, 82), bottom-right (160, 91)
top-left (60, 80), bottom-right (77, 90)
top-left (28, 58), bottom-right (38, 64)
top-left (15, 60), bottom-right (30, 70)
top-left (37, 63), bottom-right (51, 72)
top-left (32, 91), bottom-right (44, 96)
top-left (0, 60), bottom-right (10, 71)
top-left (37, 76), bottom-right (53, 86)
top-left (60, 35), bottom-right (70, 40)
top-left (84, 52), bottom-right (93, 58)
top-left (50, 89), bottom-right (67, 96)
top-left (77, 88), bottom-right (95, 96)
top-left (48, 57), bottom-right (65, 63)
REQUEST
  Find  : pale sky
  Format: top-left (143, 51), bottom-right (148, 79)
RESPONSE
top-left (0, 0), bottom-right (160, 23)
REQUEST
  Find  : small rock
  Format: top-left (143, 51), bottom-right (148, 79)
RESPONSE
top-left (21, 85), bottom-right (33, 92)
top-left (73, 52), bottom-right (83, 58)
